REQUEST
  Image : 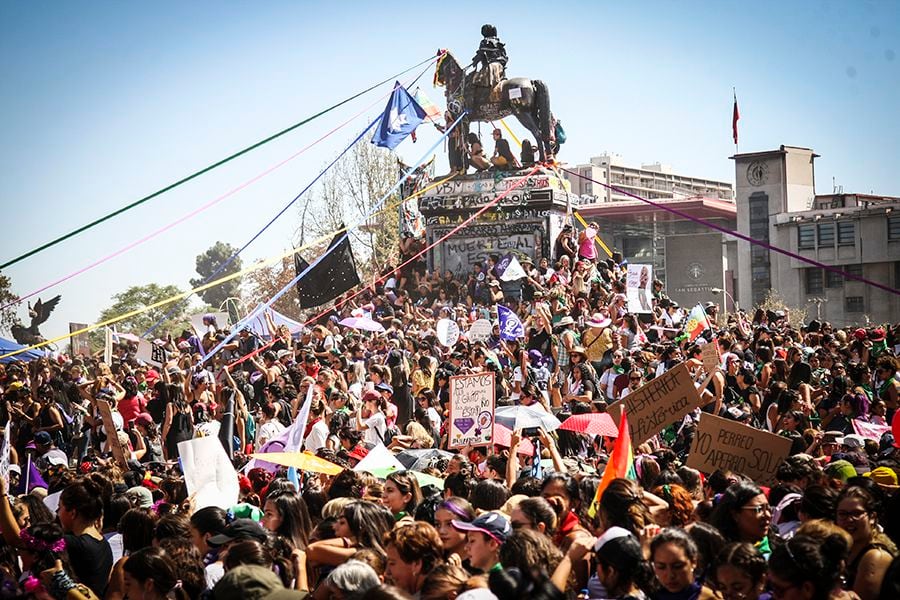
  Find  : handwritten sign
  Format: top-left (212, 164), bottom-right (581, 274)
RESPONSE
top-left (437, 318), bottom-right (461, 347)
top-left (701, 342), bottom-right (721, 373)
top-left (178, 436), bottom-right (239, 512)
top-left (607, 363), bottom-right (701, 446)
top-left (96, 399), bottom-right (128, 468)
top-left (687, 413), bottom-right (792, 484)
top-left (449, 372), bottom-right (495, 449)
top-left (467, 319), bottom-right (493, 343)
top-left (136, 339), bottom-right (166, 367)
top-left (69, 323), bottom-right (91, 356)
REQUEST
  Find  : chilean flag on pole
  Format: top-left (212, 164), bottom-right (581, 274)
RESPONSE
top-left (732, 90), bottom-right (740, 145)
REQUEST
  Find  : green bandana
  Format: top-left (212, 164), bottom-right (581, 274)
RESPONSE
top-left (755, 536), bottom-right (771, 559)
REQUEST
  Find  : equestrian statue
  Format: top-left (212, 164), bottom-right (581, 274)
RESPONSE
top-left (434, 24), bottom-right (558, 170)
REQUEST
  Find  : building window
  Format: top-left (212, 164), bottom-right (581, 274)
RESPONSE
top-left (826, 269), bottom-right (843, 288)
top-left (844, 263), bottom-right (863, 278)
top-left (845, 296), bottom-right (865, 312)
top-left (837, 221), bottom-right (855, 246)
top-left (798, 225), bottom-right (815, 249)
top-left (896, 261), bottom-right (900, 286)
top-left (889, 216), bottom-right (900, 241)
top-left (805, 269), bottom-right (824, 295)
top-left (817, 223), bottom-right (835, 246)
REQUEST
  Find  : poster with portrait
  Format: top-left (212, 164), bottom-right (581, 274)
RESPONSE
top-left (626, 264), bottom-right (653, 314)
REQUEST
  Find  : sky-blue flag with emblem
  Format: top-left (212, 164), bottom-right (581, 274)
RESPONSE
top-left (497, 304), bottom-right (524, 341)
top-left (372, 82), bottom-right (426, 150)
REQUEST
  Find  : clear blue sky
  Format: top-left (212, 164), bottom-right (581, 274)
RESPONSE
top-left (2, 1), bottom-right (898, 341)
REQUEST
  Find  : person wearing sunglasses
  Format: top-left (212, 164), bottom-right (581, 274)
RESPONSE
top-left (709, 482), bottom-right (774, 557)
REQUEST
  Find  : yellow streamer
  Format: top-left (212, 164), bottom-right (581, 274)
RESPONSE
top-left (0, 171), bottom-right (458, 361)
top-left (499, 118), bottom-right (522, 148)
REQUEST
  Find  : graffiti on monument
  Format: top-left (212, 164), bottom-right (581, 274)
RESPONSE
top-left (423, 175), bottom-right (559, 198)
top-left (426, 208), bottom-right (551, 226)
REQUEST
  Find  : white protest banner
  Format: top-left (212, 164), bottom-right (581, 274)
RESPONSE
top-left (178, 436), bottom-right (239, 512)
top-left (467, 319), bottom-right (493, 343)
top-left (853, 419), bottom-right (891, 441)
top-left (103, 328), bottom-right (113, 365)
top-left (437, 318), bottom-right (460, 347)
top-left (687, 413), bottom-right (792, 484)
top-left (499, 256), bottom-right (528, 282)
top-left (43, 491), bottom-right (62, 515)
top-left (190, 312), bottom-right (229, 337)
top-left (607, 362), bottom-right (702, 447)
top-left (136, 339), bottom-right (166, 367)
top-left (449, 372), bottom-right (495, 449)
top-left (96, 399), bottom-right (128, 468)
top-left (626, 264), bottom-right (653, 314)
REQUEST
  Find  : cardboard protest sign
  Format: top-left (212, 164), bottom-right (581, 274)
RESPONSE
top-left (606, 363), bottom-right (701, 447)
top-left (178, 436), bottom-right (240, 512)
top-left (687, 413), bottom-right (792, 484)
top-left (626, 264), bottom-right (653, 314)
top-left (136, 339), bottom-right (166, 367)
top-left (103, 328), bottom-right (113, 365)
top-left (701, 342), bottom-right (721, 373)
top-left (96, 399), bottom-right (128, 468)
top-left (0, 429), bottom-right (9, 489)
top-left (69, 323), bottom-right (91, 356)
top-left (449, 372), bottom-right (495, 449)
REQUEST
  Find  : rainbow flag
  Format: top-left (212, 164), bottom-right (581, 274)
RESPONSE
top-left (413, 88), bottom-right (442, 124)
top-left (587, 409), bottom-right (636, 518)
top-left (684, 303), bottom-right (711, 343)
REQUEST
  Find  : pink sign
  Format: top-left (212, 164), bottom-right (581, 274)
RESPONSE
top-left (852, 419), bottom-right (890, 441)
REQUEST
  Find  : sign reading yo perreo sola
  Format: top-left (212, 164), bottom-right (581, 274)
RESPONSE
top-left (687, 413), bottom-right (792, 484)
top-left (607, 362), bottom-right (702, 447)
top-left (449, 372), bottom-right (495, 449)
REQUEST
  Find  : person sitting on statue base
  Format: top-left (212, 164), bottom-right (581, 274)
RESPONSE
top-left (472, 23), bottom-right (507, 89)
top-left (520, 139), bottom-right (537, 167)
top-left (490, 128), bottom-right (519, 170)
top-left (467, 133), bottom-right (491, 171)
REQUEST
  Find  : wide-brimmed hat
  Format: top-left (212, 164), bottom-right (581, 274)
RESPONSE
top-left (557, 316), bottom-right (575, 327)
top-left (586, 313), bottom-right (612, 328)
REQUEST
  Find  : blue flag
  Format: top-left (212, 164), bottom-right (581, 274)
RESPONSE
top-left (497, 304), bottom-right (524, 341)
top-left (372, 83), bottom-right (426, 150)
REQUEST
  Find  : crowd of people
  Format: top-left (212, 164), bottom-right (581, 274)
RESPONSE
top-left (1, 229), bottom-right (899, 600)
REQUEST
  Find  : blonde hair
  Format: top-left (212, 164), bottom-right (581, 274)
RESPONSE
top-left (321, 497), bottom-right (354, 520)
top-left (405, 421), bottom-right (435, 448)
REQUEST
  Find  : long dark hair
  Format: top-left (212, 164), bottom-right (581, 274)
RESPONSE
top-left (123, 547), bottom-right (189, 600)
top-left (709, 481), bottom-right (765, 542)
top-left (265, 492), bottom-right (312, 550)
top-left (341, 501), bottom-right (394, 555)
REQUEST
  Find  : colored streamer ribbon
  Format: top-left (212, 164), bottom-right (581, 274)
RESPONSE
top-left (0, 54), bottom-right (440, 270)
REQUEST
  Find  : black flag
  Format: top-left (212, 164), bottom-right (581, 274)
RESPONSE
top-left (294, 230), bottom-right (361, 309)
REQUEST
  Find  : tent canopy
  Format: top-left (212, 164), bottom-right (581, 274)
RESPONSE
top-left (0, 337), bottom-right (46, 364)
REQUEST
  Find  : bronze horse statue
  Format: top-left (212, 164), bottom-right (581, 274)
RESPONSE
top-left (434, 50), bottom-right (555, 166)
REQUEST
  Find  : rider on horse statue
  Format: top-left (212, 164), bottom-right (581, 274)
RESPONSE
top-left (471, 24), bottom-right (507, 91)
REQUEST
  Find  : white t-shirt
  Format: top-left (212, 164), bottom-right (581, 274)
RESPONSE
top-left (256, 420), bottom-right (285, 447)
top-left (510, 366), bottom-right (523, 402)
top-left (304, 419), bottom-right (329, 453)
top-left (600, 369), bottom-right (618, 400)
top-left (364, 412), bottom-right (387, 446)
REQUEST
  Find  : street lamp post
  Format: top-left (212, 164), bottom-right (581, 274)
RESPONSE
top-left (710, 287), bottom-right (738, 313)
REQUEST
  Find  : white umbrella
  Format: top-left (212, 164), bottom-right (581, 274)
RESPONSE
top-left (338, 316), bottom-right (385, 333)
top-left (494, 405), bottom-right (561, 432)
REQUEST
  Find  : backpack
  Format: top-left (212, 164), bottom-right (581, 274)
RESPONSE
top-left (555, 121), bottom-right (567, 144)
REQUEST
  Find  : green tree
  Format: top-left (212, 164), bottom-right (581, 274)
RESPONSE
top-left (190, 242), bottom-right (243, 308)
top-left (0, 274), bottom-right (20, 334)
top-left (92, 284), bottom-right (191, 346)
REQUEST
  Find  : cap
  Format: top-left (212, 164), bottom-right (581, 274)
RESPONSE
top-left (826, 459), bottom-right (857, 483)
top-left (348, 447), bottom-right (369, 462)
top-left (208, 518), bottom-right (268, 547)
top-left (213, 565), bottom-right (286, 600)
top-left (126, 486), bottom-right (154, 509)
top-left (821, 431), bottom-right (843, 445)
top-left (593, 526), bottom-right (642, 571)
top-left (488, 280), bottom-right (500, 287)
top-left (135, 413), bottom-right (154, 427)
top-left (144, 369), bottom-right (160, 382)
top-left (34, 431), bottom-right (52, 446)
top-left (870, 328), bottom-right (886, 342)
top-left (374, 382), bottom-right (394, 395)
top-left (853, 328), bottom-right (868, 341)
top-left (841, 434), bottom-right (865, 449)
top-left (865, 466), bottom-right (898, 486)
top-left (557, 316), bottom-right (575, 327)
top-left (276, 349), bottom-right (292, 360)
top-left (451, 511), bottom-right (511, 543)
